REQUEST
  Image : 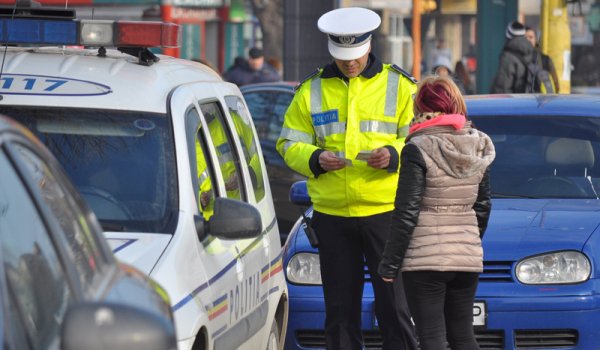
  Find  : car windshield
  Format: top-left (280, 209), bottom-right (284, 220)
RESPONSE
top-left (471, 115), bottom-right (600, 199)
top-left (3, 106), bottom-right (178, 233)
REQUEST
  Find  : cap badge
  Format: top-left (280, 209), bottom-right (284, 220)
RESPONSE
top-left (339, 36), bottom-right (356, 45)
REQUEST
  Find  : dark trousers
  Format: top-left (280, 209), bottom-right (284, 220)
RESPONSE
top-left (402, 271), bottom-right (480, 350)
top-left (312, 211), bottom-right (418, 350)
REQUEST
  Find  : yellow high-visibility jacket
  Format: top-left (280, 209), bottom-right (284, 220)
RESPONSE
top-left (277, 58), bottom-right (417, 217)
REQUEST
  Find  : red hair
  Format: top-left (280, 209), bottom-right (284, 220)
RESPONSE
top-left (414, 76), bottom-right (467, 116)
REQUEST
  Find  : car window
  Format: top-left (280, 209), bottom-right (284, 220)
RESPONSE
top-left (3, 106), bottom-right (178, 234)
top-left (185, 107), bottom-right (217, 219)
top-left (224, 96), bottom-right (266, 202)
top-left (269, 92), bottom-right (293, 142)
top-left (243, 90), bottom-right (293, 143)
top-left (12, 144), bottom-right (103, 291)
top-left (240, 91), bottom-right (272, 139)
top-left (0, 151), bottom-right (73, 350)
top-left (199, 102), bottom-right (245, 201)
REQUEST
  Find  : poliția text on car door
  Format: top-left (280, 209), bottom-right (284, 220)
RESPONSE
top-left (0, 6), bottom-right (288, 350)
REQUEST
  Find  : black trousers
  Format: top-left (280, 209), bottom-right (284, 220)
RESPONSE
top-left (312, 211), bottom-right (418, 350)
top-left (402, 271), bottom-right (480, 350)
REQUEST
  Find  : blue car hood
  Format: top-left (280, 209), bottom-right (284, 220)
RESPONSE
top-left (290, 199), bottom-right (600, 261)
top-left (483, 199), bottom-right (600, 261)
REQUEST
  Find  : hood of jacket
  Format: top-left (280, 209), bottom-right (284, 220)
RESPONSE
top-left (410, 127), bottom-right (495, 179)
top-left (504, 36), bottom-right (534, 64)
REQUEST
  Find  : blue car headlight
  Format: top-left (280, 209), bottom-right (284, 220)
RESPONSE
top-left (286, 252), bottom-right (322, 285)
top-left (516, 251), bottom-right (591, 284)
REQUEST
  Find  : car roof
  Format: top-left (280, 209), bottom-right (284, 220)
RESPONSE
top-left (465, 94), bottom-right (600, 117)
top-left (0, 47), bottom-right (223, 113)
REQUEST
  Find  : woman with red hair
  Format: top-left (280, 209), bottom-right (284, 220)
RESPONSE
top-left (378, 76), bottom-right (495, 350)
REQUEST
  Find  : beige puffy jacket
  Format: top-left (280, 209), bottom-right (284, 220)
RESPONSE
top-left (379, 125), bottom-right (496, 278)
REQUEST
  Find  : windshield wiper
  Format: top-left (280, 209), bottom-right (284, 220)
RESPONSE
top-left (492, 192), bottom-right (540, 199)
top-left (586, 176), bottom-right (600, 200)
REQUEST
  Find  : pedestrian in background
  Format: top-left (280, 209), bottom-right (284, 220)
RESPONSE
top-left (525, 26), bottom-right (560, 93)
top-left (430, 55), bottom-right (467, 94)
top-left (223, 47), bottom-right (280, 86)
top-left (427, 38), bottom-right (452, 75)
top-left (490, 21), bottom-right (534, 93)
top-left (431, 55), bottom-right (453, 77)
top-left (378, 75), bottom-right (495, 350)
top-left (454, 60), bottom-right (475, 95)
top-left (267, 56), bottom-right (283, 78)
top-left (277, 6), bottom-right (418, 350)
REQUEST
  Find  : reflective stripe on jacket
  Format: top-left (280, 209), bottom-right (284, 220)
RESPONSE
top-left (277, 62), bottom-right (417, 217)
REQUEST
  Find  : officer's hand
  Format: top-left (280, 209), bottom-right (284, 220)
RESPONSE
top-left (200, 191), bottom-right (212, 208)
top-left (225, 174), bottom-right (239, 190)
top-left (319, 151), bottom-right (346, 171)
top-left (367, 147), bottom-right (390, 169)
top-left (381, 277), bottom-right (394, 283)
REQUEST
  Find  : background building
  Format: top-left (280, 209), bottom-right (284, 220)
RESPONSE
top-left (4, 0), bottom-right (597, 92)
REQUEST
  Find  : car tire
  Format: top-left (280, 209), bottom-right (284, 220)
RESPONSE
top-left (266, 318), bottom-right (279, 350)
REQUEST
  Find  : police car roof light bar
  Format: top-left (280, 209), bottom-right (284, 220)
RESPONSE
top-left (0, 17), bottom-right (180, 49)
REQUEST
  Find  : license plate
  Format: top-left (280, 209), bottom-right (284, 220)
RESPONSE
top-left (374, 301), bottom-right (486, 328)
top-left (473, 301), bottom-right (486, 326)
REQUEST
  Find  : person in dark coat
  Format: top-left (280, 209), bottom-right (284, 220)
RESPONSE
top-left (223, 47), bottom-right (281, 86)
top-left (222, 56), bottom-right (249, 85)
top-left (490, 21), bottom-right (535, 93)
top-left (525, 26), bottom-right (560, 93)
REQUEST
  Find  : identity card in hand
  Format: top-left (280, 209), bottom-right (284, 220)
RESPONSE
top-left (355, 150), bottom-right (372, 162)
top-left (342, 158), bottom-right (354, 167)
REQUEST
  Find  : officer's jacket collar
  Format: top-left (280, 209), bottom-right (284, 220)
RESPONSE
top-left (321, 53), bottom-right (383, 80)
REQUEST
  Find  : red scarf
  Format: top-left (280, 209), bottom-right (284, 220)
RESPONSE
top-left (409, 113), bottom-right (466, 134)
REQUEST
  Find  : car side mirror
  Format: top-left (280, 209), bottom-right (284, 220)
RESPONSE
top-left (290, 180), bottom-right (311, 206)
top-left (61, 302), bottom-right (176, 350)
top-left (206, 197), bottom-right (263, 239)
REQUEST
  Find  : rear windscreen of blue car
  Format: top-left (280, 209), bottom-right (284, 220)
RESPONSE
top-left (3, 106), bottom-right (178, 233)
top-left (471, 115), bottom-right (600, 199)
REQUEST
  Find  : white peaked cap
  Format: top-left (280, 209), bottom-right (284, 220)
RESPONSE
top-left (317, 7), bottom-right (381, 61)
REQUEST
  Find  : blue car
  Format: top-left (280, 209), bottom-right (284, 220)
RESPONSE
top-left (283, 94), bottom-right (600, 350)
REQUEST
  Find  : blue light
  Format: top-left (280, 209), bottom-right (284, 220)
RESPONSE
top-left (7, 19), bottom-right (42, 43)
top-left (44, 21), bottom-right (78, 44)
top-left (0, 19), bottom-right (78, 45)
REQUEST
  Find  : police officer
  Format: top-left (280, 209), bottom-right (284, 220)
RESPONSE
top-left (277, 7), bottom-right (418, 350)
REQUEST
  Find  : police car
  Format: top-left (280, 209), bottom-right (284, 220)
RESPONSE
top-left (0, 6), bottom-right (288, 350)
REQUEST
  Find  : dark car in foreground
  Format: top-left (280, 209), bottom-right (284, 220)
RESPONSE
top-left (0, 116), bottom-right (176, 350)
top-left (283, 94), bottom-right (600, 350)
top-left (241, 82), bottom-right (305, 238)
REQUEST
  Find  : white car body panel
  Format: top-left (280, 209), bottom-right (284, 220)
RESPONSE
top-left (104, 232), bottom-right (172, 275)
